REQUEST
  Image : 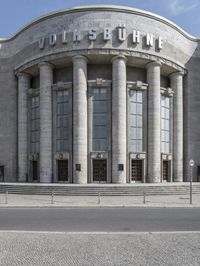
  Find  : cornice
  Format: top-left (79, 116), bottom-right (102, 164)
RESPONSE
top-left (14, 48), bottom-right (186, 75)
top-left (0, 5), bottom-right (200, 43)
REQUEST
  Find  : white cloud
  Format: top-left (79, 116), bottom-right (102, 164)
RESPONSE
top-left (168, 0), bottom-right (199, 16)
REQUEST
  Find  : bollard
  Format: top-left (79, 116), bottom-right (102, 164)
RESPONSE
top-left (5, 190), bottom-right (8, 204)
top-left (51, 190), bottom-right (54, 204)
top-left (143, 192), bottom-right (146, 204)
top-left (98, 192), bottom-right (100, 205)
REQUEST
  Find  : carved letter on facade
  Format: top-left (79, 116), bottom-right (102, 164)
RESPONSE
top-left (38, 37), bottom-right (45, 49)
top-left (62, 30), bottom-right (68, 44)
top-left (146, 33), bottom-right (154, 47)
top-left (158, 36), bottom-right (163, 50)
top-left (103, 28), bottom-right (111, 41)
top-left (49, 34), bottom-right (57, 46)
top-left (118, 25), bottom-right (126, 42)
top-left (89, 29), bottom-right (97, 41)
top-left (73, 29), bottom-right (81, 42)
top-left (132, 30), bottom-right (140, 44)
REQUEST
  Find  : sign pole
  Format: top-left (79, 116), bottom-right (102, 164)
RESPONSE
top-left (190, 166), bottom-right (192, 205)
top-left (189, 159), bottom-right (194, 205)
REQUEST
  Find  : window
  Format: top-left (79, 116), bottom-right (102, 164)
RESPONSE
top-left (92, 88), bottom-right (108, 151)
top-left (56, 90), bottom-right (69, 152)
top-left (129, 90), bottom-right (143, 152)
top-left (30, 96), bottom-right (40, 153)
top-left (161, 96), bottom-right (170, 153)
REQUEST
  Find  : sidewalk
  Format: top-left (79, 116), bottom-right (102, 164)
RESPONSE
top-left (0, 193), bottom-right (200, 208)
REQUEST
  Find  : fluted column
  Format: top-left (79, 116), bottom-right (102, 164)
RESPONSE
top-left (112, 55), bottom-right (127, 183)
top-left (39, 62), bottom-right (54, 183)
top-left (72, 55), bottom-right (88, 184)
top-left (17, 72), bottom-right (31, 182)
top-left (170, 72), bottom-right (184, 182)
top-left (147, 61), bottom-right (161, 183)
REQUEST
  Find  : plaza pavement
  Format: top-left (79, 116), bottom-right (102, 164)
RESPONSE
top-left (0, 231), bottom-right (200, 266)
top-left (0, 193), bottom-right (200, 208)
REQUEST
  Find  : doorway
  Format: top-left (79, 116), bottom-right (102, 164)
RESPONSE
top-left (32, 161), bottom-right (38, 182)
top-left (0, 166), bottom-right (4, 182)
top-left (57, 160), bottom-right (68, 182)
top-left (131, 159), bottom-right (143, 182)
top-left (93, 159), bottom-right (107, 182)
top-left (197, 166), bottom-right (200, 182)
top-left (162, 160), bottom-right (169, 182)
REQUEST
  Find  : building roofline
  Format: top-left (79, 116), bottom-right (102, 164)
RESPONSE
top-left (0, 5), bottom-right (199, 43)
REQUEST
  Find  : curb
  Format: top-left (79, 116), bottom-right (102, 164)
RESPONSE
top-left (0, 204), bottom-right (200, 208)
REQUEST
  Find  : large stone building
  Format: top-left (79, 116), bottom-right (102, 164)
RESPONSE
top-left (0, 5), bottom-right (199, 183)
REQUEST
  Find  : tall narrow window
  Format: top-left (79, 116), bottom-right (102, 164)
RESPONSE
top-left (161, 96), bottom-right (170, 153)
top-left (56, 90), bottom-right (69, 152)
top-left (30, 96), bottom-right (40, 153)
top-left (92, 88), bottom-right (107, 151)
top-left (129, 90), bottom-right (143, 152)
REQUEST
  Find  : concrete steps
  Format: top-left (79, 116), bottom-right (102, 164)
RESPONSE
top-left (0, 183), bottom-right (200, 196)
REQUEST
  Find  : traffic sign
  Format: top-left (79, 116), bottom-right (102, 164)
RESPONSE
top-left (189, 159), bottom-right (195, 167)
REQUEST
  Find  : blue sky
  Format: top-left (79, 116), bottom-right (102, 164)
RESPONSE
top-left (0, 0), bottom-right (200, 38)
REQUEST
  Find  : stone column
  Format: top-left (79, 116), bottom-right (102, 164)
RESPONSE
top-left (39, 62), bottom-right (54, 183)
top-left (72, 55), bottom-right (88, 184)
top-left (112, 55), bottom-right (127, 183)
top-left (170, 72), bottom-right (184, 182)
top-left (147, 61), bottom-right (161, 183)
top-left (17, 72), bottom-right (31, 182)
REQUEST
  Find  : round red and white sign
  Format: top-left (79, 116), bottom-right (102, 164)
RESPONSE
top-left (189, 159), bottom-right (195, 167)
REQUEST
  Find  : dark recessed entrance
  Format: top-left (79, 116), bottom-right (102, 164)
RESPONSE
top-left (0, 165), bottom-right (4, 182)
top-left (32, 161), bottom-right (38, 182)
top-left (162, 160), bottom-right (169, 182)
top-left (58, 160), bottom-right (68, 182)
top-left (93, 159), bottom-right (107, 182)
top-left (131, 159), bottom-right (143, 182)
top-left (197, 166), bottom-right (200, 182)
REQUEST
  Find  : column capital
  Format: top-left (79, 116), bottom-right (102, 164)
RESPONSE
top-left (111, 55), bottom-right (127, 64)
top-left (16, 72), bottom-right (32, 79)
top-left (146, 60), bottom-right (162, 69)
top-left (72, 55), bottom-right (88, 63)
top-left (38, 61), bottom-right (55, 69)
top-left (169, 71), bottom-right (184, 79)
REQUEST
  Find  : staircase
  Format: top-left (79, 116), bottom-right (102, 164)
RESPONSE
top-left (0, 183), bottom-right (200, 196)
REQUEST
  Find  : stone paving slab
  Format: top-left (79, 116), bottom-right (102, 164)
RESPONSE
top-left (0, 232), bottom-right (200, 266)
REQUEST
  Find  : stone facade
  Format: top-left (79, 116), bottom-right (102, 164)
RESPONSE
top-left (0, 5), bottom-right (199, 183)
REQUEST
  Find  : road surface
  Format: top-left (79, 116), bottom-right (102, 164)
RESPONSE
top-left (0, 207), bottom-right (199, 232)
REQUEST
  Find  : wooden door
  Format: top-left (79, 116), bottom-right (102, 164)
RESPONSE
top-left (93, 159), bottom-right (107, 182)
top-left (58, 160), bottom-right (68, 182)
top-left (131, 160), bottom-right (143, 182)
top-left (163, 161), bottom-right (168, 182)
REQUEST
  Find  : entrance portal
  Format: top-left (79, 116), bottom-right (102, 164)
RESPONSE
top-left (197, 166), bottom-right (200, 182)
top-left (93, 159), bottom-right (107, 182)
top-left (32, 161), bottom-right (38, 182)
top-left (0, 166), bottom-right (4, 182)
top-left (57, 160), bottom-right (68, 182)
top-left (131, 160), bottom-right (143, 182)
top-left (162, 161), bottom-right (169, 182)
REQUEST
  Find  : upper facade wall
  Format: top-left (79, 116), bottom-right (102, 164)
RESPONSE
top-left (0, 6), bottom-right (199, 69)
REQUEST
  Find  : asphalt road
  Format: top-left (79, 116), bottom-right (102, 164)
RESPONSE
top-left (0, 207), bottom-right (200, 232)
